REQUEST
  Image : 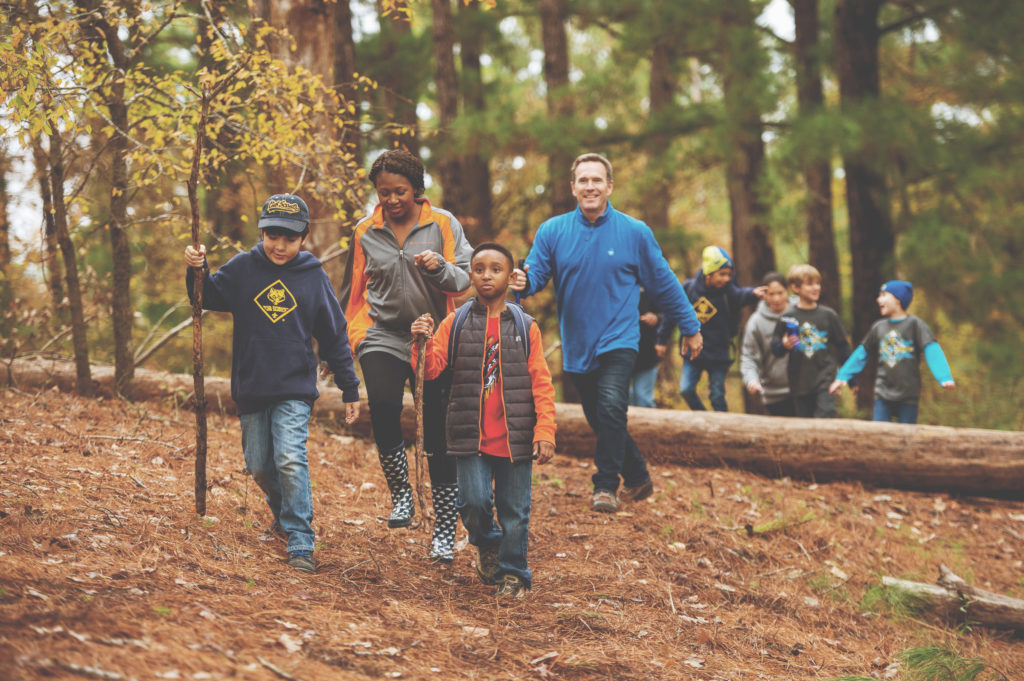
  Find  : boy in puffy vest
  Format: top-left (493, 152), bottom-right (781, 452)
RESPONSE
top-left (411, 242), bottom-right (556, 599)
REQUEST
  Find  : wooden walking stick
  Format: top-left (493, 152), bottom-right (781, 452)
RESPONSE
top-left (412, 326), bottom-right (430, 530)
top-left (187, 87), bottom-right (211, 516)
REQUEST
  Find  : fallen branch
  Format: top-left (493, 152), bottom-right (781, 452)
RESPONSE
top-left (882, 564), bottom-right (1024, 631)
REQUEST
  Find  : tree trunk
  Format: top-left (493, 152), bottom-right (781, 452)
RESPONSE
top-left (539, 0), bottom-right (578, 403)
top-left (539, 0), bottom-right (576, 217)
top-left (431, 0), bottom-right (463, 216)
top-left (791, 0), bottom-right (840, 314)
top-left (376, 0), bottom-right (418, 153)
top-left (835, 0), bottom-right (892, 410)
top-left (16, 359), bottom-right (1024, 500)
top-left (30, 141), bottom-right (63, 309)
top-left (80, 6), bottom-right (134, 395)
top-left (253, 0), bottom-right (346, 288)
top-left (48, 133), bottom-right (93, 396)
top-left (0, 147), bottom-right (9, 269)
top-left (645, 40), bottom-right (676, 236)
top-left (457, 0), bottom-right (493, 243)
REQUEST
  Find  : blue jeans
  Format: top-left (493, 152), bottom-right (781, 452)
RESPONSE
top-left (680, 361), bottom-right (728, 412)
top-left (629, 364), bottom-right (659, 408)
top-left (568, 349), bottom-right (650, 493)
top-left (457, 455), bottom-right (533, 587)
top-left (239, 400), bottom-right (314, 554)
top-left (873, 398), bottom-right (918, 424)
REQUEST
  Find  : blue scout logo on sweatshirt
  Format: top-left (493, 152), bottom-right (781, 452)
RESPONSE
top-left (255, 280), bottom-right (297, 323)
top-left (692, 297), bottom-right (718, 325)
top-left (879, 329), bottom-right (913, 368)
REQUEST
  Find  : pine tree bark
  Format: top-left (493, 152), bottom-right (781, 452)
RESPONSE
top-left (791, 0), bottom-right (840, 314)
top-left (377, 0), bottom-right (418, 153)
top-left (432, 0), bottom-right (463, 215)
top-left (539, 0), bottom-right (576, 217)
top-left (457, 0), bottom-right (493, 243)
top-left (835, 0), bottom-right (893, 410)
top-left (645, 41), bottom-right (676, 236)
top-left (0, 148), bottom-right (9, 269)
top-left (30, 141), bottom-right (63, 308)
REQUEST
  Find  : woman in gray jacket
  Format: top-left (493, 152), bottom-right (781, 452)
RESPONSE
top-left (740, 273), bottom-right (794, 416)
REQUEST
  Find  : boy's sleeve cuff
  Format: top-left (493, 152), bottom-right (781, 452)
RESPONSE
top-left (341, 386), bottom-right (360, 403)
top-left (533, 427), bottom-right (556, 444)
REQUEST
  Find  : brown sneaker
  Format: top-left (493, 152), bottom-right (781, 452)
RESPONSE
top-left (287, 551), bottom-right (315, 574)
top-left (620, 478), bottom-right (654, 503)
top-left (592, 489), bottom-right (619, 513)
top-left (475, 545), bottom-right (500, 585)
top-left (495, 574), bottom-right (526, 599)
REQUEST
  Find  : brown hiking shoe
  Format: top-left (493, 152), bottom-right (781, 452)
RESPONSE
top-left (592, 489), bottom-right (619, 513)
top-left (620, 478), bottom-right (654, 503)
top-left (475, 545), bottom-right (500, 585)
top-left (495, 574), bottom-right (526, 599)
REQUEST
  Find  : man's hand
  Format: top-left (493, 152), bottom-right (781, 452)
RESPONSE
top-left (639, 312), bottom-right (658, 327)
top-left (510, 264), bottom-right (529, 293)
top-left (185, 244), bottom-right (206, 268)
top-left (344, 401), bottom-right (360, 424)
top-left (533, 440), bottom-right (554, 464)
top-left (413, 250), bottom-right (442, 272)
top-left (680, 332), bottom-right (703, 360)
top-left (411, 313), bottom-right (435, 337)
top-left (746, 380), bottom-right (763, 396)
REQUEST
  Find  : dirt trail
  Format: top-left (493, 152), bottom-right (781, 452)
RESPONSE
top-left (2, 388), bottom-right (1023, 680)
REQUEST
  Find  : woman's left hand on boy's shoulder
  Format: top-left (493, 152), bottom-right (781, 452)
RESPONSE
top-left (533, 441), bottom-right (554, 464)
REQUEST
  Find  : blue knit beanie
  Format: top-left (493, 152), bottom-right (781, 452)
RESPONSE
top-left (880, 280), bottom-right (913, 310)
top-left (701, 246), bottom-right (733, 275)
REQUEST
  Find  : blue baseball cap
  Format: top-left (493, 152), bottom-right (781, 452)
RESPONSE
top-left (258, 194), bottom-right (309, 233)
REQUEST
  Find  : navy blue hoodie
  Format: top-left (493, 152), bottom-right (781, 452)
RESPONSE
top-left (186, 244), bottom-right (360, 414)
top-left (658, 270), bottom-right (759, 366)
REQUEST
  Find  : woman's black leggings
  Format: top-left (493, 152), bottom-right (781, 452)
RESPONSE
top-left (359, 351), bottom-right (456, 485)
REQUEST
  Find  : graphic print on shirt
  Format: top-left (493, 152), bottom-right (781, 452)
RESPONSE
top-left (879, 329), bottom-right (914, 368)
top-left (482, 330), bottom-right (500, 398)
top-left (798, 322), bottom-right (828, 358)
top-left (255, 280), bottom-right (297, 323)
top-left (692, 297), bottom-right (718, 325)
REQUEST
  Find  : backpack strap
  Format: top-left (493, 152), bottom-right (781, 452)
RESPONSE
top-left (447, 300), bottom-right (532, 366)
top-left (446, 301), bottom-right (474, 366)
top-left (505, 301), bottom-right (532, 358)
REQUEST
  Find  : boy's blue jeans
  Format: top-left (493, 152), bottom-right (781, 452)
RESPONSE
top-left (680, 361), bottom-right (728, 412)
top-left (629, 364), bottom-right (659, 408)
top-left (873, 398), bottom-right (918, 424)
top-left (239, 400), bottom-right (315, 555)
top-left (457, 454), bottom-right (533, 588)
top-left (567, 348), bottom-right (650, 493)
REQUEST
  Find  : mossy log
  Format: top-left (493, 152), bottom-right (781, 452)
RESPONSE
top-left (882, 565), bottom-right (1024, 631)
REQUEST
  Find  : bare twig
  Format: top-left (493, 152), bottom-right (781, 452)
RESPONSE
top-left (258, 657), bottom-right (300, 681)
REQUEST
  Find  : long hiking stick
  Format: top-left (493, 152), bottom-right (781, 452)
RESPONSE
top-left (187, 87), bottom-right (211, 516)
top-left (412, 331), bottom-right (429, 530)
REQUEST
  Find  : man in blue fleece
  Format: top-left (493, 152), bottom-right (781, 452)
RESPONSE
top-left (185, 194), bottom-right (361, 574)
top-left (510, 153), bottom-right (702, 513)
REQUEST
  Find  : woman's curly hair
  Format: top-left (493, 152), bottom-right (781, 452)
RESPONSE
top-left (369, 149), bottom-right (425, 197)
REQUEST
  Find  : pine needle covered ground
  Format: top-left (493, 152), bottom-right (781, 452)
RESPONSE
top-left (2, 388), bottom-right (1023, 680)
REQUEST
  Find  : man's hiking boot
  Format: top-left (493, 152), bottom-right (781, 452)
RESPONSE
top-left (475, 545), bottom-right (500, 585)
top-left (620, 477), bottom-right (654, 503)
top-left (260, 520), bottom-right (287, 542)
top-left (495, 574), bottom-right (526, 599)
top-left (287, 551), bottom-right (315, 574)
top-left (377, 442), bottom-right (414, 528)
top-left (592, 489), bottom-right (619, 513)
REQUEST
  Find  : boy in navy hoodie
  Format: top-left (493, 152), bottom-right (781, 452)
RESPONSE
top-left (185, 194), bottom-right (361, 574)
top-left (658, 246), bottom-right (764, 412)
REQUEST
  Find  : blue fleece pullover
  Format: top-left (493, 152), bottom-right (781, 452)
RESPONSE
top-left (186, 244), bottom-right (360, 414)
top-left (523, 203), bottom-right (700, 374)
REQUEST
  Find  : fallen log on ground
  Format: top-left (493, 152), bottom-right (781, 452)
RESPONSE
top-left (882, 565), bottom-right (1024, 631)
top-left (6, 358), bottom-right (1024, 499)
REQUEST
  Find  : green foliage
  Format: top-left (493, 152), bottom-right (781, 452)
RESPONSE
top-left (859, 583), bottom-right (929, 619)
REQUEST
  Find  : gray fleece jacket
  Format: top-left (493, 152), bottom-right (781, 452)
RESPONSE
top-left (739, 300), bottom-right (790, 405)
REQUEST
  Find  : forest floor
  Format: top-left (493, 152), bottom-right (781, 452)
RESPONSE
top-left (2, 386), bottom-right (1023, 681)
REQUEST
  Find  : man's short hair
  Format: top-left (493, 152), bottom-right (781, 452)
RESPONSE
top-left (787, 264), bottom-right (821, 287)
top-left (471, 242), bottom-right (515, 269)
top-left (369, 148), bottom-right (426, 197)
top-left (571, 153), bottom-right (613, 183)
